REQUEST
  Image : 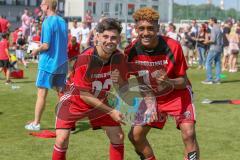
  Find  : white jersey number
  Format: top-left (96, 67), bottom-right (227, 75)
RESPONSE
top-left (92, 79), bottom-right (112, 97)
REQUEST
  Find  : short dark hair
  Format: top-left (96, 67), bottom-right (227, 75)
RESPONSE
top-left (210, 17), bottom-right (217, 23)
top-left (96, 18), bottom-right (122, 34)
top-left (169, 23), bottom-right (176, 31)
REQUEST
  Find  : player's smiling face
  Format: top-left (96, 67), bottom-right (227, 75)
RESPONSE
top-left (136, 20), bottom-right (159, 49)
top-left (98, 29), bottom-right (120, 55)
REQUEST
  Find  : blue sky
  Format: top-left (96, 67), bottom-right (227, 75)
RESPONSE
top-left (174, 0), bottom-right (240, 11)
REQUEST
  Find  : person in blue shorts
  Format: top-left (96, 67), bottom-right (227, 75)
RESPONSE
top-left (25, 0), bottom-right (68, 131)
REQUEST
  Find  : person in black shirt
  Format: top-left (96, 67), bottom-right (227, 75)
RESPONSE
top-left (16, 32), bottom-right (28, 67)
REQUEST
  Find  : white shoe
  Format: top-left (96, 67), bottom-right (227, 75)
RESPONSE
top-left (201, 80), bottom-right (213, 84)
top-left (25, 123), bottom-right (40, 131)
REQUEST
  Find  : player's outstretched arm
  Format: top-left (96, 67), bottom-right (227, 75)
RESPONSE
top-left (166, 75), bottom-right (188, 89)
top-left (80, 90), bottom-right (125, 125)
top-left (164, 77), bottom-right (186, 89)
top-left (155, 70), bottom-right (188, 90)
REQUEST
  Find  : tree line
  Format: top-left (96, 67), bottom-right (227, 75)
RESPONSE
top-left (173, 3), bottom-right (240, 22)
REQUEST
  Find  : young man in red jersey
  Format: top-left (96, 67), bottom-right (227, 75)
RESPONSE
top-left (125, 7), bottom-right (200, 160)
top-left (0, 33), bottom-right (11, 84)
top-left (67, 36), bottom-right (80, 76)
top-left (67, 36), bottom-right (80, 60)
top-left (52, 18), bottom-right (127, 160)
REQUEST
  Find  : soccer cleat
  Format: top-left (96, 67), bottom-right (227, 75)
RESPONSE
top-left (25, 122), bottom-right (41, 131)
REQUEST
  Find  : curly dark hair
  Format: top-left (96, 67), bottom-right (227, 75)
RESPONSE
top-left (133, 7), bottom-right (159, 23)
top-left (96, 18), bottom-right (122, 34)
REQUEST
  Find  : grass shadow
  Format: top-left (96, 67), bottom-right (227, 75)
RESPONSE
top-left (13, 80), bottom-right (35, 84)
top-left (221, 80), bottom-right (240, 84)
top-left (41, 121), bottom-right (90, 134)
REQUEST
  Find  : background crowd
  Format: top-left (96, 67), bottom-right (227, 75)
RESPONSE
top-left (0, 8), bottom-right (239, 85)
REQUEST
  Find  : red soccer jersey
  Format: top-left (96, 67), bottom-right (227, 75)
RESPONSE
top-left (67, 42), bottom-right (80, 59)
top-left (32, 35), bottom-right (41, 42)
top-left (64, 47), bottom-right (127, 111)
top-left (124, 36), bottom-right (191, 113)
top-left (0, 18), bottom-right (10, 33)
top-left (0, 39), bottom-right (9, 60)
top-left (12, 29), bottom-right (22, 44)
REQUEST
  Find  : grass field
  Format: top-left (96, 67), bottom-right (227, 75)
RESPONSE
top-left (0, 63), bottom-right (240, 160)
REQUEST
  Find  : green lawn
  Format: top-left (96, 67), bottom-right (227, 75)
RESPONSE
top-left (0, 63), bottom-right (240, 160)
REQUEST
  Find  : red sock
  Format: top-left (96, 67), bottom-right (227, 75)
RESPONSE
top-left (109, 143), bottom-right (124, 160)
top-left (145, 156), bottom-right (156, 160)
top-left (52, 145), bottom-right (67, 160)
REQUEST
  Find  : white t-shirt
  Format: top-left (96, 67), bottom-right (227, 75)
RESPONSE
top-left (80, 27), bottom-right (90, 44)
top-left (166, 31), bottom-right (178, 41)
top-left (21, 14), bottom-right (31, 29)
top-left (71, 27), bottom-right (81, 43)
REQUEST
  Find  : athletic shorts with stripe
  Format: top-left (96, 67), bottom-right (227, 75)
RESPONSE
top-left (55, 95), bottom-right (120, 130)
top-left (139, 87), bottom-right (196, 129)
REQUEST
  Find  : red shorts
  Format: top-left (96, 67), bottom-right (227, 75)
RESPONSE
top-left (147, 87), bottom-right (196, 129)
top-left (55, 96), bottom-right (120, 130)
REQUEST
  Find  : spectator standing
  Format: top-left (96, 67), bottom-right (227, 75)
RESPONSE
top-left (222, 21), bottom-right (232, 71)
top-left (0, 15), bottom-right (11, 35)
top-left (228, 27), bottom-right (239, 72)
top-left (126, 23), bottom-right (133, 44)
top-left (184, 25), bottom-right (195, 66)
top-left (79, 22), bottom-right (90, 51)
top-left (16, 32), bottom-right (28, 68)
top-left (0, 33), bottom-right (11, 84)
top-left (21, 8), bottom-right (32, 39)
top-left (191, 19), bottom-right (199, 35)
top-left (25, 0), bottom-right (68, 131)
top-left (202, 17), bottom-right (223, 84)
top-left (166, 23), bottom-right (178, 41)
top-left (84, 10), bottom-right (93, 29)
top-left (11, 27), bottom-right (22, 46)
top-left (194, 24), bottom-right (208, 69)
top-left (67, 36), bottom-right (80, 76)
top-left (70, 19), bottom-right (81, 43)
